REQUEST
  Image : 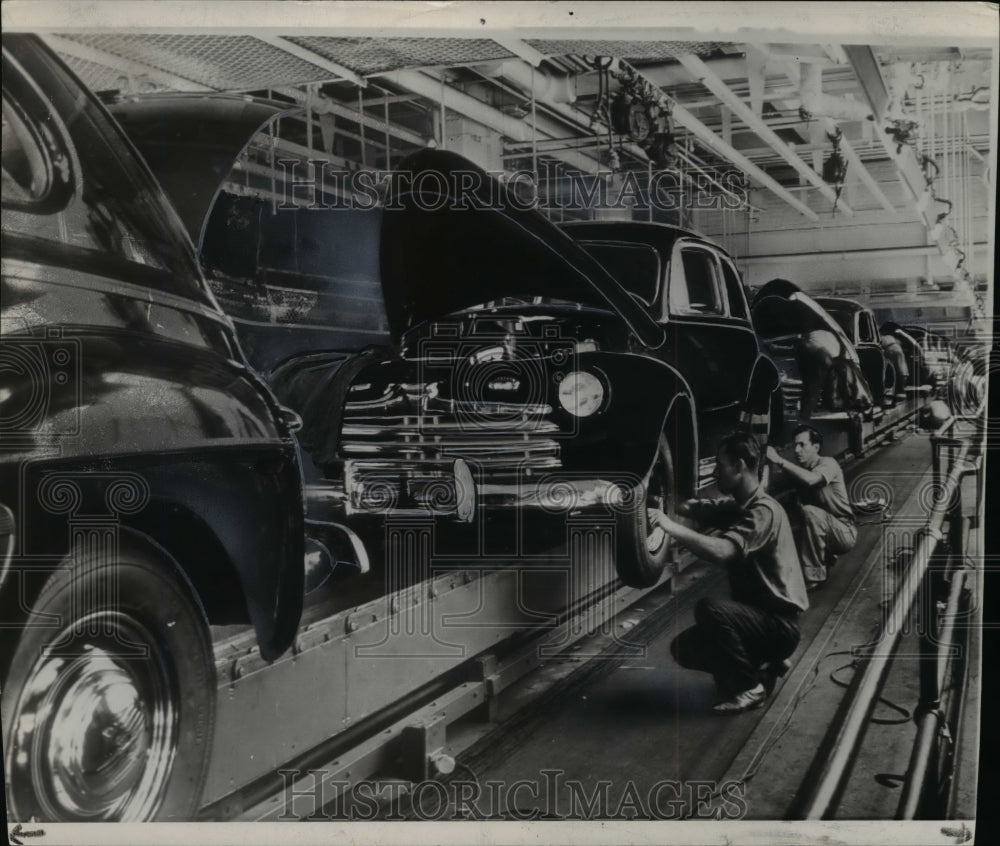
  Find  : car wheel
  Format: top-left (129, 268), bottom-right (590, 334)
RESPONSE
top-left (3, 547), bottom-right (215, 821)
top-left (614, 434), bottom-right (676, 588)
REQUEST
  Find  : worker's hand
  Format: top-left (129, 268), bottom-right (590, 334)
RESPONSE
top-left (677, 498), bottom-right (700, 517)
top-left (648, 508), bottom-right (679, 534)
top-left (766, 445), bottom-right (783, 465)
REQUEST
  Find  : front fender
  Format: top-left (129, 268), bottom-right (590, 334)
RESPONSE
top-left (561, 351), bottom-right (695, 479)
top-left (4, 446), bottom-right (304, 662)
top-left (136, 449), bottom-right (305, 660)
top-left (744, 355), bottom-right (782, 415)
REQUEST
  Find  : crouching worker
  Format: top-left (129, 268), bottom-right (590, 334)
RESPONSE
top-left (766, 425), bottom-right (857, 591)
top-left (649, 431), bottom-right (809, 715)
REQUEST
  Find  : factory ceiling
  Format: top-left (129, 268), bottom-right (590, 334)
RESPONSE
top-left (42, 32), bottom-right (994, 304)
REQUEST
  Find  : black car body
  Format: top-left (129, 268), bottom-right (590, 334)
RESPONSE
top-left (751, 279), bottom-right (875, 434)
top-left (814, 296), bottom-right (898, 406)
top-left (559, 220), bottom-right (782, 475)
top-left (879, 322), bottom-right (934, 389)
top-left (2, 35), bottom-right (306, 821)
top-left (210, 150), bottom-right (783, 589)
top-left (900, 324), bottom-right (957, 385)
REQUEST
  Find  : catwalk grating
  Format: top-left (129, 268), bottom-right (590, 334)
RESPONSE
top-left (288, 36), bottom-right (517, 75)
top-left (55, 33), bottom-right (342, 91)
top-left (524, 39), bottom-right (727, 60)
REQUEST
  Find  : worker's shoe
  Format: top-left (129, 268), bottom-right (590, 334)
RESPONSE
top-left (712, 683), bottom-right (766, 715)
top-left (760, 658), bottom-right (792, 695)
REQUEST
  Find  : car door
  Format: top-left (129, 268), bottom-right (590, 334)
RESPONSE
top-left (664, 240), bottom-right (757, 458)
top-left (854, 309), bottom-right (886, 401)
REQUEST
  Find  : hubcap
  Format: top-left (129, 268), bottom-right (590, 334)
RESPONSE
top-left (7, 612), bottom-right (178, 821)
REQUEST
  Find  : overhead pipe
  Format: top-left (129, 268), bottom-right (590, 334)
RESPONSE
top-left (490, 37), bottom-right (550, 70)
top-left (789, 435), bottom-right (976, 819)
top-left (799, 61), bottom-right (874, 123)
top-left (489, 59), bottom-right (768, 211)
top-left (489, 59), bottom-right (577, 105)
top-left (476, 60), bottom-right (652, 168)
top-left (670, 102), bottom-right (819, 220)
top-left (845, 45), bottom-right (939, 230)
top-left (765, 57), bottom-right (894, 214)
top-left (741, 241), bottom-right (989, 265)
top-left (677, 53), bottom-right (854, 216)
top-left (273, 86), bottom-right (426, 149)
top-left (573, 57), bottom-right (752, 98)
top-left (616, 60), bottom-right (821, 220)
top-left (380, 69), bottom-right (603, 174)
top-left (897, 563), bottom-right (968, 818)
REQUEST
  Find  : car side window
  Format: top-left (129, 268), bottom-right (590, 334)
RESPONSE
top-left (858, 312), bottom-right (876, 343)
top-left (2, 45), bottom-right (197, 286)
top-left (2, 93), bottom-right (73, 210)
top-left (671, 247), bottom-right (723, 315)
top-left (719, 257), bottom-right (749, 319)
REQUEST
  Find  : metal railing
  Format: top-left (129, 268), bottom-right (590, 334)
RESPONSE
top-left (789, 413), bottom-right (982, 819)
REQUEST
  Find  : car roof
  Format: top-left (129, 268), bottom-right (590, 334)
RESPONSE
top-left (560, 221), bottom-right (712, 256)
top-left (813, 296), bottom-right (867, 313)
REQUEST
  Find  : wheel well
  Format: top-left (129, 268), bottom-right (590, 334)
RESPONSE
top-left (663, 399), bottom-right (696, 499)
top-left (770, 386), bottom-right (786, 444)
top-left (122, 501), bottom-right (250, 626)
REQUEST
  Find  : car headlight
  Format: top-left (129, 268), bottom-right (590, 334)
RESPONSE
top-left (557, 371), bottom-right (605, 417)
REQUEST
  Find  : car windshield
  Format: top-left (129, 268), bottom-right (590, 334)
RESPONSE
top-left (577, 241), bottom-right (661, 306)
top-left (823, 307), bottom-right (854, 339)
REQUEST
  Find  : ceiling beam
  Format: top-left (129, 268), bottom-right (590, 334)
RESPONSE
top-left (762, 51), bottom-right (896, 214)
top-left (490, 37), bottom-right (550, 68)
top-left (272, 86), bottom-right (426, 148)
top-left (845, 45), bottom-right (936, 228)
top-left (677, 53), bottom-right (853, 216)
top-left (254, 35), bottom-right (367, 88)
top-left (43, 34), bottom-right (214, 92)
top-left (380, 69), bottom-right (603, 173)
top-left (617, 62), bottom-right (817, 219)
top-left (670, 102), bottom-right (819, 220)
top-left (478, 59), bottom-right (653, 167)
top-left (741, 241), bottom-right (989, 265)
top-left (822, 44), bottom-right (851, 66)
top-left (817, 115), bottom-right (896, 213)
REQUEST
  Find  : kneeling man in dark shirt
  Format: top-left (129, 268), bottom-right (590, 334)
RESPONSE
top-left (650, 431), bottom-right (809, 714)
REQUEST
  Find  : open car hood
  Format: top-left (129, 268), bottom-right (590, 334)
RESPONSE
top-left (751, 278), bottom-right (851, 341)
top-left (380, 149), bottom-right (666, 348)
top-left (108, 94), bottom-right (297, 252)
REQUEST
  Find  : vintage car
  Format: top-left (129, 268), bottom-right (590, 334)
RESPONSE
top-left (102, 122), bottom-right (783, 589)
top-left (879, 322), bottom-right (935, 389)
top-left (222, 151), bottom-right (782, 590)
top-left (1, 35), bottom-right (319, 821)
top-left (750, 279), bottom-right (875, 436)
top-left (814, 296), bottom-right (899, 406)
top-left (900, 324), bottom-right (957, 386)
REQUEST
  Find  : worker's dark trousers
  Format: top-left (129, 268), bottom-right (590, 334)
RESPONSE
top-left (671, 597), bottom-right (800, 698)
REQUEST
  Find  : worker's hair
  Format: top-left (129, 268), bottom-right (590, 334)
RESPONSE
top-left (718, 431), bottom-right (761, 473)
top-left (793, 424), bottom-right (823, 448)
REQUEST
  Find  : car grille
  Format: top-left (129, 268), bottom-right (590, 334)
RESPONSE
top-left (338, 384), bottom-right (563, 515)
top-left (780, 377), bottom-right (804, 419)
